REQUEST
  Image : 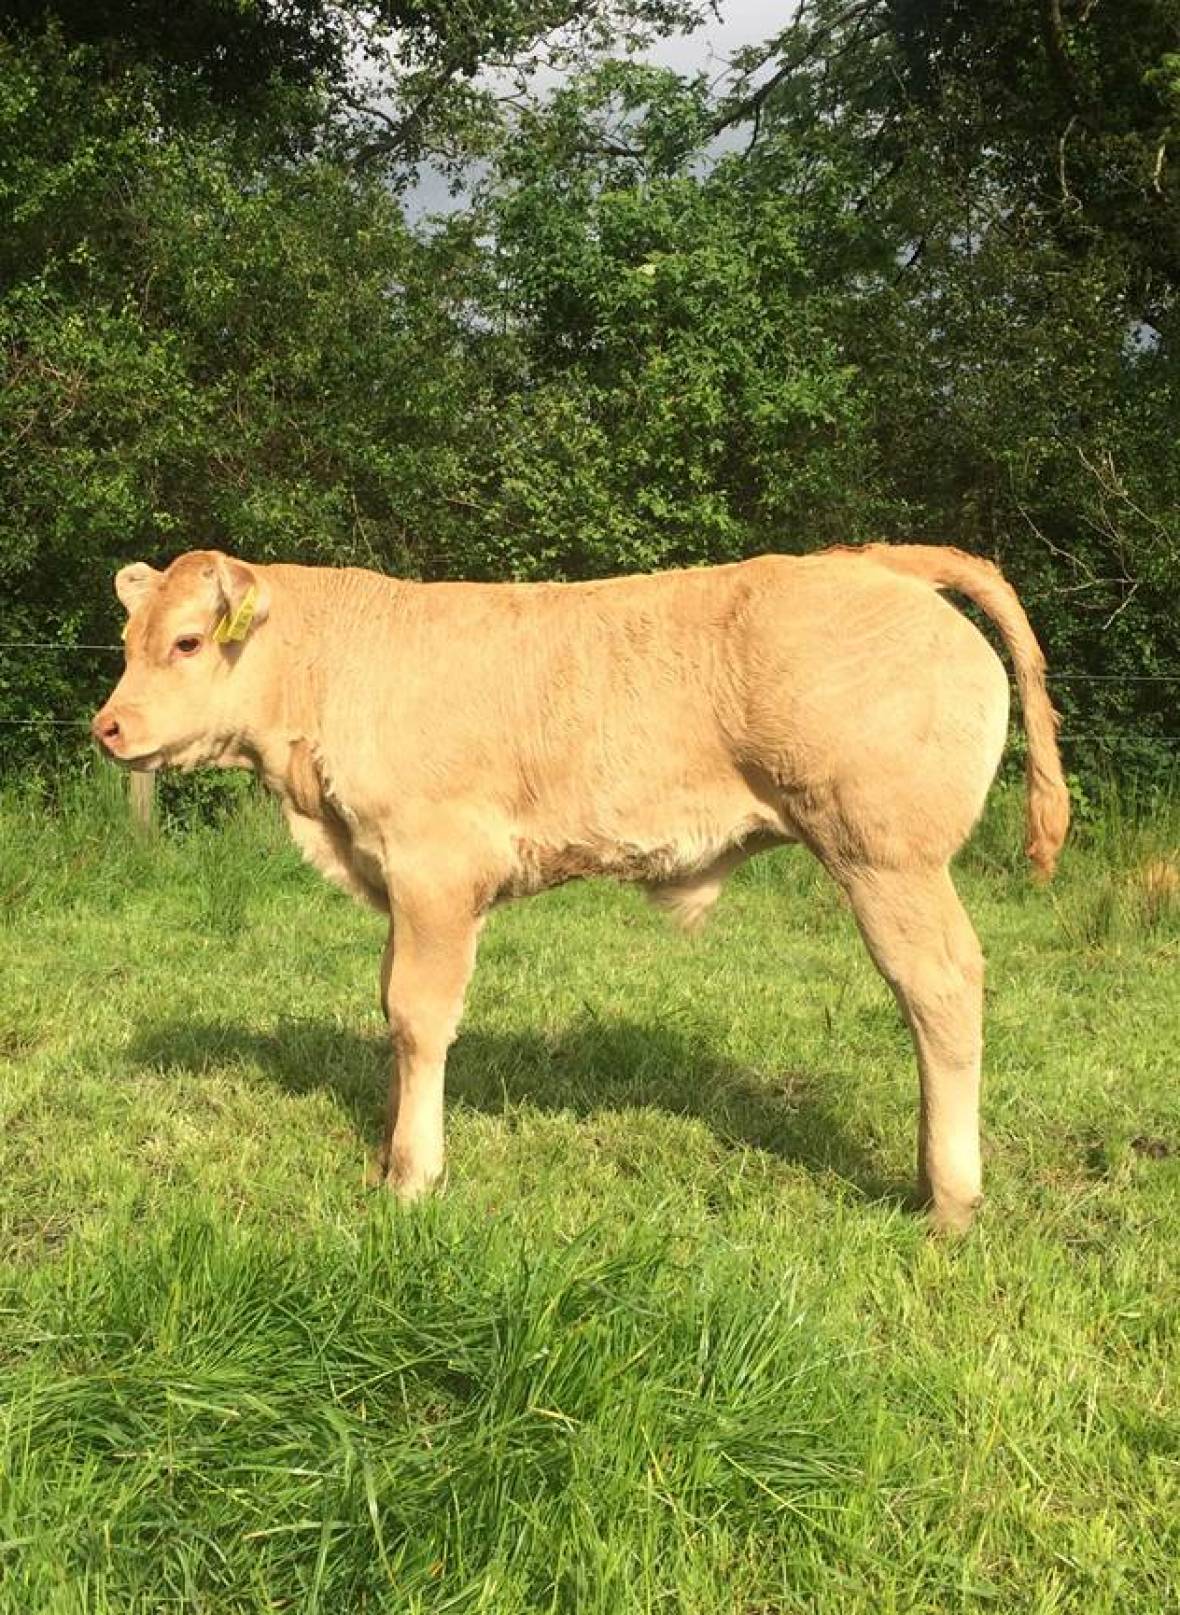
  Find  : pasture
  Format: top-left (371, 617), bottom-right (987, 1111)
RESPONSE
top-left (0, 772), bottom-right (1177, 1613)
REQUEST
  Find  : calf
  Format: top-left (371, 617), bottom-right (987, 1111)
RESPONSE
top-left (94, 545), bottom-right (1069, 1230)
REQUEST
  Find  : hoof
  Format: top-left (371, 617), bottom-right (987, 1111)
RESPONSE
top-left (377, 1150), bottom-right (445, 1203)
top-left (386, 1173), bottom-right (440, 1205)
top-left (927, 1194), bottom-right (982, 1236)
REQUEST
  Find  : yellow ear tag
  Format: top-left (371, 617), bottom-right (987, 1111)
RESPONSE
top-left (213, 585), bottom-right (258, 645)
top-left (120, 621), bottom-right (129, 641)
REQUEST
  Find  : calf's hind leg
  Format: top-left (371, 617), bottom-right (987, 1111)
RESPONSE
top-left (838, 863), bottom-right (985, 1232)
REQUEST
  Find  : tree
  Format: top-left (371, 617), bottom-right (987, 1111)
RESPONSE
top-left (1, 1), bottom-right (1177, 783)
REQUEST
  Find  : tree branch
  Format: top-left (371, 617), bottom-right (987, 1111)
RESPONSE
top-left (1040, 0), bottom-right (1099, 124)
top-left (349, 73), bottom-right (456, 169)
top-left (709, 0), bottom-right (883, 139)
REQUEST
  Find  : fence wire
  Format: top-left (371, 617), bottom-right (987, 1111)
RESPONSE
top-left (1, 643), bottom-right (1177, 680)
top-left (1, 646), bottom-right (1177, 744)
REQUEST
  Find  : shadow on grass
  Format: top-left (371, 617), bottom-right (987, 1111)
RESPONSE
top-left (129, 1012), bottom-right (910, 1210)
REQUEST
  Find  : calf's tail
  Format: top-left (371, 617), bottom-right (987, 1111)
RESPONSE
top-left (850, 543), bottom-right (1071, 880)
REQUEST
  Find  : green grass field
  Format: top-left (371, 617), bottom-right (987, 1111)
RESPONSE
top-left (1, 771), bottom-right (1177, 1613)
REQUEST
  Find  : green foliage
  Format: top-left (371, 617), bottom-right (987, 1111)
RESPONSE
top-left (1, 2), bottom-right (1178, 786)
top-left (0, 30), bottom-right (481, 748)
top-left (889, 0), bottom-right (1180, 333)
top-left (1, 1), bottom-right (344, 105)
top-left (468, 100), bottom-right (876, 577)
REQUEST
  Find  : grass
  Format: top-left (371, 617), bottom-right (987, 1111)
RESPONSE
top-left (0, 768), bottom-right (1177, 1612)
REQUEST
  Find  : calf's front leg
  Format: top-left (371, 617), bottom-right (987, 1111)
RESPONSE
top-left (378, 894), bottom-right (480, 1200)
top-left (379, 921), bottom-right (396, 1026)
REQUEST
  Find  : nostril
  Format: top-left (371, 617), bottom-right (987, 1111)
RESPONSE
top-left (92, 711), bottom-right (121, 745)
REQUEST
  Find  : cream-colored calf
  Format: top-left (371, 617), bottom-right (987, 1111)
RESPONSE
top-left (94, 544), bottom-right (1069, 1230)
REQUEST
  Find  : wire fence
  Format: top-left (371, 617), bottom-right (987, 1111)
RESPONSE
top-left (2, 645), bottom-right (1179, 747)
top-left (2, 641), bottom-right (1178, 679)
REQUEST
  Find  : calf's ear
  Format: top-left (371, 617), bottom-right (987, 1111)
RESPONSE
top-left (212, 554), bottom-right (270, 644)
top-left (115, 562), bottom-right (162, 614)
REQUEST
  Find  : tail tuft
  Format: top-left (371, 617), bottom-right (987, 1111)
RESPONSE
top-left (1025, 747), bottom-right (1072, 883)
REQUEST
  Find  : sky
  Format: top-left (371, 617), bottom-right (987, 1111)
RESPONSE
top-left (644, 0), bottom-right (793, 76)
top-left (404, 1), bottom-right (794, 217)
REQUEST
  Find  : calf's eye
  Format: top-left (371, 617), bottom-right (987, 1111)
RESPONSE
top-left (174, 636), bottom-right (202, 657)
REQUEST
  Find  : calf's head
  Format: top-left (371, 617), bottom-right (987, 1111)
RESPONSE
top-left (92, 551), bottom-right (270, 771)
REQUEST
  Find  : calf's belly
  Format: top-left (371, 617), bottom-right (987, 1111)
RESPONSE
top-left (504, 777), bottom-right (789, 899)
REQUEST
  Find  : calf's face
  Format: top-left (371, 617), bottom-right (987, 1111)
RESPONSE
top-left (92, 551), bottom-right (269, 771)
